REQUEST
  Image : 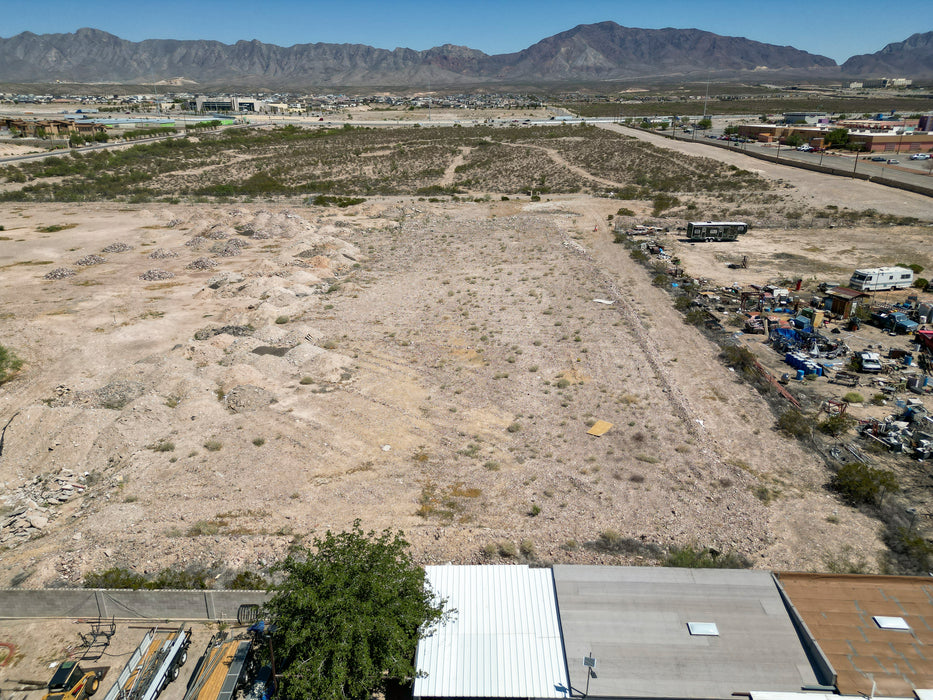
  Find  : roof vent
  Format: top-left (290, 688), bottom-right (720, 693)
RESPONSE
top-left (687, 622), bottom-right (719, 636)
top-left (873, 616), bottom-right (911, 631)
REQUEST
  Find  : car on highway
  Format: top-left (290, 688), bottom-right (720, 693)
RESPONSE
top-left (909, 153), bottom-right (931, 160)
top-left (887, 159), bottom-right (900, 164)
top-left (869, 156), bottom-right (886, 161)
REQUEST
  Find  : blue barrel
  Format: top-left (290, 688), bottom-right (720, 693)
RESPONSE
top-left (796, 369), bottom-right (805, 381)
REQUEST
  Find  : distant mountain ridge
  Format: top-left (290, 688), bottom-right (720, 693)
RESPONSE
top-left (0, 23), bottom-right (927, 87)
top-left (842, 32), bottom-right (933, 78)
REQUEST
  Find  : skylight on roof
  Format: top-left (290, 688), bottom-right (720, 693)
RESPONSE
top-left (687, 622), bottom-right (719, 636)
top-left (873, 616), bottom-right (911, 631)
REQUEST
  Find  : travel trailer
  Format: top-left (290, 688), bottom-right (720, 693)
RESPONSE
top-left (686, 221), bottom-right (748, 242)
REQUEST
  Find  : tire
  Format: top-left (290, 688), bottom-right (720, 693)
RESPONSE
top-left (169, 664), bottom-right (180, 682)
top-left (87, 677), bottom-right (100, 696)
top-left (178, 650), bottom-right (187, 666)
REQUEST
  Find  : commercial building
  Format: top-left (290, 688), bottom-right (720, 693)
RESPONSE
top-left (553, 566), bottom-right (820, 699)
top-left (776, 573), bottom-right (933, 697)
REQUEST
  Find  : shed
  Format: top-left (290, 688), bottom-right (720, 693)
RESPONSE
top-left (413, 565), bottom-right (570, 700)
top-left (825, 287), bottom-right (869, 317)
top-left (552, 566), bottom-right (820, 699)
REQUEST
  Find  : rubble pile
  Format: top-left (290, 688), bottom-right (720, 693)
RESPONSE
top-left (148, 248), bottom-right (178, 259)
top-left (43, 267), bottom-right (75, 280)
top-left (210, 239), bottom-right (248, 257)
top-left (186, 257), bottom-right (218, 270)
top-left (203, 227), bottom-right (230, 240)
top-left (75, 255), bottom-right (106, 266)
top-left (49, 380), bottom-right (146, 409)
top-left (139, 269), bottom-right (175, 281)
top-left (0, 471), bottom-right (87, 548)
top-left (185, 236), bottom-right (206, 248)
top-left (101, 242), bottom-right (132, 253)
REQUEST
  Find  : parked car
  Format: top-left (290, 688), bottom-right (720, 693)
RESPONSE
top-left (887, 159), bottom-right (900, 164)
top-left (909, 153), bottom-right (931, 160)
top-left (870, 156), bottom-right (886, 161)
top-left (797, 145), bottom-right (814, 152)
top-left (857, 352), bottom-right (883, 373)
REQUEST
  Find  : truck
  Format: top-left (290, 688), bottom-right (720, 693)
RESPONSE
top-left (686, 221), bottom-right (748, 242)
top-left (101, 624), bottom-right (191, 700)
top-left (43, 661), bottom-right (104, 700)
top-left (848, 266), bottom-right (914, 291)
top-left (870, 311), bottom-right (919, 334)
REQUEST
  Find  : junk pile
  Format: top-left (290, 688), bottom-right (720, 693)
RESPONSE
top-left (858, 399), bottom-right (933, 460)
top-left (770, 327), bottom-right (849, 376)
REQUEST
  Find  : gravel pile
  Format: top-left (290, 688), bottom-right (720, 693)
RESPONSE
top-left (297, 246), bottom-right (327, 258)
top-left (210, 239), bottom-right (247, 257)
top-left (148, 248), bottom-right (178, 259)
top-left (139, 269), bottom-right (175, 281)
top-left (102, 242), bottom-right (132, 253)
top-left (186, 257), bottom-right (218, 270)
top-left (44, 267), bottom-right (76, 279)
top-left (236, 224), bottom-right (274, 240)
top-left (193, 325), bottom-right (254, 340)
top-left (75, 255), bottom-right (106, 266)
top-left (203, 227), bottom-right (230, 240)
top-left (185, 236), bottom-right (206, 248)
top-left (224, 384), bottom-right (277, 413)
top-left (94, 380), bottom-right (146, 410)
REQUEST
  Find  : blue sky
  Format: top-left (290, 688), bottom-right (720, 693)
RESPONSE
top-left (2, 0), bottom-right (927, 64)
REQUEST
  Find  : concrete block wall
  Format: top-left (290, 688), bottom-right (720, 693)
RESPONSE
top-left (0, 589), bottom-right (271, 620)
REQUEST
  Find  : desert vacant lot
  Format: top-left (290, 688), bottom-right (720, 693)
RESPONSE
top-left (0, 122), bottom-right (930, 587)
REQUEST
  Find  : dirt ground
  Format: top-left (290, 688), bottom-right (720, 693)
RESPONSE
top-left (0, 618), bottom-right (238, 700)
top-left (0, 144), bottom-right (43, 158)
top-left (1, 121), bottom-right (932, 588)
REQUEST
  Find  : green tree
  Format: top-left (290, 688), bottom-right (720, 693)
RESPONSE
top-left (697, 117), bottom-right (712, 130)
top-left (264, 522), bottom-right (448, 700)
top-left (784, 133), bottom-right (804, 147)
top-left (824, 127), bottom-right (850, 148)
top-left (832, 462), bottom-right (899, 506)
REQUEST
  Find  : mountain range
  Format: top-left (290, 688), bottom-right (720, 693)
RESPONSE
top-left (0, 23), bottom-right (930, 88)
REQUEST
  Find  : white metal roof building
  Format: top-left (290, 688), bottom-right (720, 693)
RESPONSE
top-left (553, 566), bottom-right (820, 699)
top-left (413, 565), bottom-right (571, 699)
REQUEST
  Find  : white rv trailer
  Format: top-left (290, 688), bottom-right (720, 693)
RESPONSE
top-left (848, 267), bottom-right (914, 291)
top-left (686, 221), bottom-right (748, 242)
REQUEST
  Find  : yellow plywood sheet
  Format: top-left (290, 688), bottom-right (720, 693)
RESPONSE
top-left (194, 639), bottom-right (241, 700)
top-left (587, 420), bottom-right (613, 436)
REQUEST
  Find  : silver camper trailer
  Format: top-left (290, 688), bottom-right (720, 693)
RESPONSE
top-left (686, 221), bottom-right (748, 242)
top-left (848, 267), bottom-right (914, 292)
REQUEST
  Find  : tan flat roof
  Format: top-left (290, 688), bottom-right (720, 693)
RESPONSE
top-left (777, 573), bottom-right (933, 697)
